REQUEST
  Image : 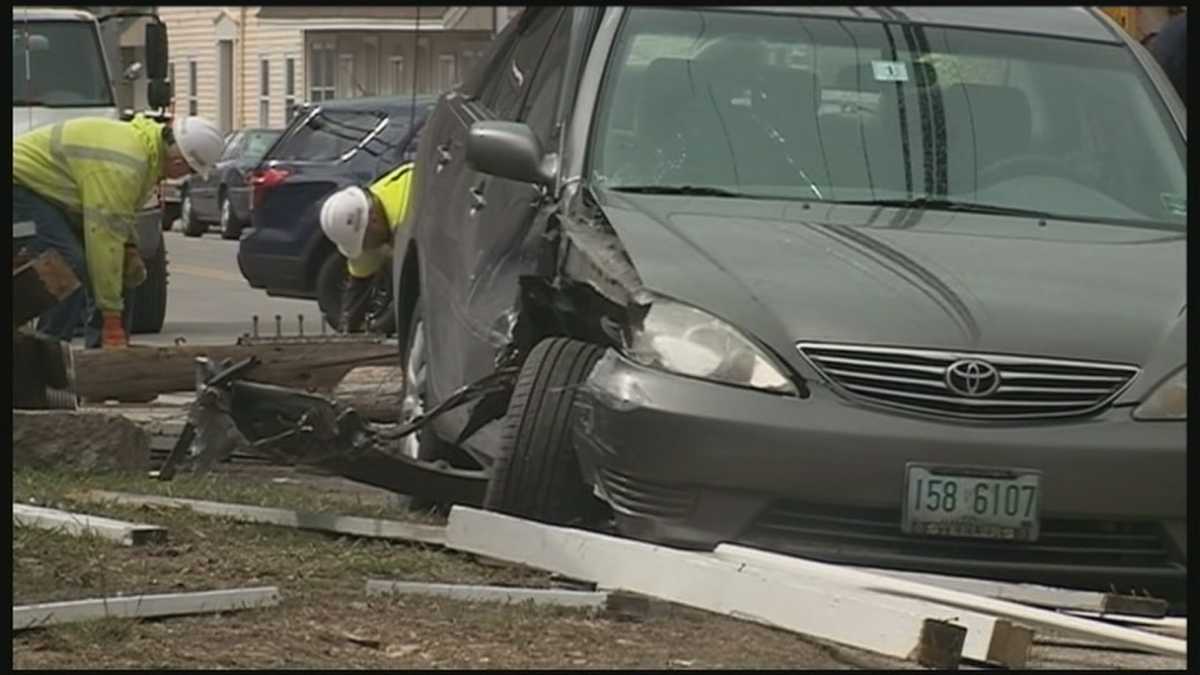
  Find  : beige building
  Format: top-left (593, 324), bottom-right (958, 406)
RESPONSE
top-left (152, 6), bottom-right (520, 134)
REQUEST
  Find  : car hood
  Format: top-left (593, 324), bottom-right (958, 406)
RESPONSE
top-left (13, 105), bottom-right (117, 137)
top-left (593, 191), bottom-right (1186, 380)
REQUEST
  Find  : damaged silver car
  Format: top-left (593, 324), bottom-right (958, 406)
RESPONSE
top-left (395, 7), bottom-right (1187, 603)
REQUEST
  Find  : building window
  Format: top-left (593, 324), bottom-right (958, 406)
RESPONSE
top-left (285, 57), bottom-right (296, 122)
top-left (259, 58), bottom-right (271, 127)
top-left (437, 53), bottom-right (458, 92)
top-left (336, 53), bottom-right (355, 99)
top-left (187, 59), bottom-right (198, 116)
top-left (387, 56), bottom-right (405, 96)
top-left (309, 40), bottom-right (335, 102)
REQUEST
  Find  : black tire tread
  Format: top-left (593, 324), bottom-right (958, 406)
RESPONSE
top-left (484, 337), bottom-right (604, 524)
top-left (130, 247), bottom-right (168, 334)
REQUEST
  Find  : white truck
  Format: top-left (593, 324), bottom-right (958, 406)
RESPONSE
top-left (13, 6), bottom-right (172, 334)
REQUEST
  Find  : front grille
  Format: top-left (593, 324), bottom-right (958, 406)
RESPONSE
top-left (744, 501), bottom-right (1175, 570)
top-left (597, 468), bottom-right (695, 520)
top-left (798, 343), bottom-right (1139, 419)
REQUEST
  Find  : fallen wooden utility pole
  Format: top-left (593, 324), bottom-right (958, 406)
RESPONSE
top-left (79, 491), bottom-right (447, 546)
top-left (444, 507), bottom-right (1033, 668)
top-left (71, 337), bottom-right (398, 402)
top-left (12, 503), bottom-right (166, 546)
top-left (13, 587), bottom-right (280, 630)
top-left (366, 580), bottom-right (610, 609)
top-left (716, 544), bottom-right (1187, 659)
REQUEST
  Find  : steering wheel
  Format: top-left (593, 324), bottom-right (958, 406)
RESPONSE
top-left (977, 153), bottom-right (1081, 187)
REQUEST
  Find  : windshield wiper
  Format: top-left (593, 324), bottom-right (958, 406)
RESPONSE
top-left (834, 198), bottom-right (1057, 220)
top-left (609, 185), bottom-right (760, 198)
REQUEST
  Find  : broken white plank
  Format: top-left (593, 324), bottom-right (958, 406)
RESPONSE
top-left (858, 567), bottom-right (1167, 617)
top-left (12, 503), bottom-right (167, 547)
top-left (80, 490), bottom-right (446, 546)
top-left (366, 579), bottom-right (609, 609)
top-left (13, 587), bottom-right (280, 630)
top-left (444, 507), bottom-right (1026, 668)
top-left (716, 544), bottom-right (1186, 659)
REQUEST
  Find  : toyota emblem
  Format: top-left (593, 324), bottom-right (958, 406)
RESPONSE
top-left (945, 359), bottom-right (1001, 397)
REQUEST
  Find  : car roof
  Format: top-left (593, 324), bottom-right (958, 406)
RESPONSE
top-left (722, 6), bottom-right (1120, 44)
top-left (309, 95), bottom-right (440, 114)
top-left (12, 7), bottom-right (97, 22)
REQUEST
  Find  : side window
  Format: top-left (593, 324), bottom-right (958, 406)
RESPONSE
top-left (519, 11), bottom-right (571, 148)
top-left (476, 8), bottom-right (564, 120)
top-left (219, 133), bottom-right (243, 161)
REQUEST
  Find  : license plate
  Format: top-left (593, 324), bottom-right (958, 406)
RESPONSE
top-left (902, 464), bottom-right (1041, 542)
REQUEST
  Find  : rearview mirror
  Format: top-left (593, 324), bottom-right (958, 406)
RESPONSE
top-left (24, 34), bottom-right (51, 51)
top-left (147, 80), bottom-right (171, 109)
top-left (144, 22), bottom-right (168, 80)
top-left (466, 121), bottom-right (554, 187)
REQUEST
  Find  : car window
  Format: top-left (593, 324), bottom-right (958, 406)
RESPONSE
top-left (476, 8), bottom-right (564, 120)
top-left (590, 8), bottom-right (1187, 229)
top-left (518, 10), bottom-right (571, 149)
top-left (267, 109), bottom-right (385, 162)
top-left (219, 132), bottom-right (244, 161)
top-left (461, 15), bottom-right (522, 97)
top-left (242, 131), bottom-right (281, 163)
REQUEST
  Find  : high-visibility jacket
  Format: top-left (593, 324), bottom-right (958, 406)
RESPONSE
top-left (347, 162), bottom-right (415, 279)
top-left (12, 115), bottom-right (165, 313)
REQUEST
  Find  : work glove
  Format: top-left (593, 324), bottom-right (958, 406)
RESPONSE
top-left (123, 243), bottom-right (147, 290)
top-left (339, 275), bottom-right (375, 333)
top-left (101, 311), bottom-right (128, 349)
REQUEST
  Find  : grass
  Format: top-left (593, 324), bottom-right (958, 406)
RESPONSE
top-left (12, 465), bottom-right (913, 669)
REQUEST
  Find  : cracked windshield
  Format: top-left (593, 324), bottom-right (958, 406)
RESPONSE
top-left (592, 8), bottom-right (1187, 227)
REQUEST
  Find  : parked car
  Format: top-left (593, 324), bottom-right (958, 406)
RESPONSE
top-left (398, 7), bottom-right (1187, 603)
top-left (179, 128), bottom-right (282, 239)
top-left (237, 96), bottom-right (435, 330)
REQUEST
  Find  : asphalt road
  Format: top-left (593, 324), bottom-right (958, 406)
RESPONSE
top-left (131, 229), bottom-right (320, 347)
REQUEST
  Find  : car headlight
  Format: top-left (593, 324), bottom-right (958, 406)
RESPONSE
top-left (1133, 367), bottom-right (1186, 420)
top-left (624, 299), bottom-right (797, 395)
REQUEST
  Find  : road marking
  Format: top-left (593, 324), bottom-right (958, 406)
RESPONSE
top-left (170, 264), bottom-right (246, 283)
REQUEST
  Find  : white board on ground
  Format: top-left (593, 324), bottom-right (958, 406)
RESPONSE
top-left (715, 544), bottom-right (1186, 659)
top-left (13, 503), bottom-right (166, 546)
top-left (444, 507), bottom-right (1027, 667)
top-left (80, 490), bottom-right (445, 545)
top-left (13, 587), bottom-right (280, 630)
top-left (366, 579), bottom-right (609, 609)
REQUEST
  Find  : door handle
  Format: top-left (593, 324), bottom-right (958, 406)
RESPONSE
top-left (436, 144), bottom-right (452, 173)
top-left (468, 186), bottom-right (487, 215)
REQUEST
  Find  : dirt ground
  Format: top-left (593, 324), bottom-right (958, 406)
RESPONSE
top-left (12, 465), bottom-right (916, 670)
top-left (11, 464), bottom-right (1185, 670)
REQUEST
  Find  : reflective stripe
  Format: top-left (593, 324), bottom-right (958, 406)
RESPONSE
top-left (60, 144), bottom-right (144, 170)
top-left (48, 121), bottom-right (144, 171)
top-left (83, 208), bottom-right (135, 238)
top-left (48, 123), bottom-right (66, 164)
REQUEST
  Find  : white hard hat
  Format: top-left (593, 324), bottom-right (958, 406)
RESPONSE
top-left (172, 116), bottom-right (223, 180)
top-left (320, 186), bottom-right (372, 259)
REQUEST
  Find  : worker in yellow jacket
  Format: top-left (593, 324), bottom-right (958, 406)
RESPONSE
top-left (13, 115), bottom-right (223, 348)
top-left (319, 163), bottom-right (414, 333)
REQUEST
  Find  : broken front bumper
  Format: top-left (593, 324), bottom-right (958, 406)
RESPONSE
top-left (570, 350), bottom-right (1187, 599)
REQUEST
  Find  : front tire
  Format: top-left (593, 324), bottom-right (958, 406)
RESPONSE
top-left (181, 191), bottom-right (205, 238)
top-left (316, 252), bottom-right (347, 332)
top-left (219, 192), bottom-right (242, 240)
top-left (483, 337), bottom-right (605, 525)
top-left (130, 246), bottom-right (168, 334)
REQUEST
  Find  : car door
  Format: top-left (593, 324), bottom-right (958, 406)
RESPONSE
top-left (196, 132), bottom-right (241, 218)
top-left (422, 8), bottom-right (567, 397)
top-left (457, 9), bottom-right (574, 388)
top-left (417, 16), bottom-right (528, 400)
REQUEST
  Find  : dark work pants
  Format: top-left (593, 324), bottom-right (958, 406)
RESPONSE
top-left (13, 184), bottom-right (135, 347)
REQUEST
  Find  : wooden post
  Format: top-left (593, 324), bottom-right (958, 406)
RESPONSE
top-left (70, 338), bottom-right (398, 402)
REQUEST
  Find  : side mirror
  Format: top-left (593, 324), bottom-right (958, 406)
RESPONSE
top-left (147, 80), bottom-right (172, 110)
top-left (124, 62), bottom-right (144, 81)
top-left (144, 22), bottom-right (168, 81)
top-left (466, 121), bottom-right (554, 187)
top-left (26, 34), bottom-right (51, 51)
